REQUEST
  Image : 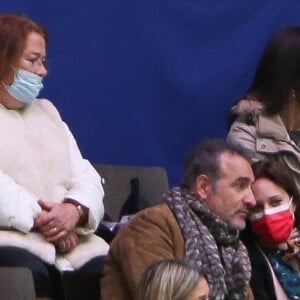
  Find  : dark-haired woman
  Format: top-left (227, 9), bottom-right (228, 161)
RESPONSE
top-left (227, 26), bottom-right (300, 192)
top-left (242, 160), bottom-right (300, 299)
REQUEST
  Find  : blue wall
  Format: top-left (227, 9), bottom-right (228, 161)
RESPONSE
top-left (2, 1), bottom-right (300, 185)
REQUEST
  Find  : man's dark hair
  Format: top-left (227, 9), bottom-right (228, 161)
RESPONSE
top-left (182, 139), bottom-right (249, 190)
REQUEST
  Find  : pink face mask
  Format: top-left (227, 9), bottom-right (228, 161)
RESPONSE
top-left (250, 198), bottom-right (295, 244)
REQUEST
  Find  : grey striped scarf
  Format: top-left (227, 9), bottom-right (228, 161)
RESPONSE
top-left (165, 187), bottom-right (251, 300)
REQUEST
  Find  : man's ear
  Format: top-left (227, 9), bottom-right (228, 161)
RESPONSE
top-left (195, 174), bottom-right (211, 199)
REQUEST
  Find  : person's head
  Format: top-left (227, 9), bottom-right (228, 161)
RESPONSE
top-left (136, 259), bottom-right (209, 300)
top-left (249, 160), bottom-right (300, 244)
top-left (182, 139), bottom-right (255, 230)
top-left (248, 26), bottom-right (300, 115)
top-left (0, 13), bottom-right (48, 108)
top-left (0, 13), bottom-right (48, 81)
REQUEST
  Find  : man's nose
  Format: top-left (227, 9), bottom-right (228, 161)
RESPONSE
top-left (243, 188), bottom-right (256, 207)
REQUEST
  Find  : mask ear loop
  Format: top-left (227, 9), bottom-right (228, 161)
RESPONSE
top-left (289, 196), bottom-right (296, 218)
top-left (278, 196), bottom-right (297, 258)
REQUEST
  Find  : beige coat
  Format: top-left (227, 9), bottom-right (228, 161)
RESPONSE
top-left (100, 203), bottom-right (254, 300)
top-left (227, 98), bottom-right (300, 191)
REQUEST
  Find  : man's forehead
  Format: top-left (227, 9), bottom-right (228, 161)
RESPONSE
top-left (220, 152), bottom-right (253, 178)
top-left (220, 151), bottom-right (249, 164)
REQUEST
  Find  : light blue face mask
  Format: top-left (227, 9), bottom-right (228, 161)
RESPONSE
top-left (2, 68), bottom-right (44, 104)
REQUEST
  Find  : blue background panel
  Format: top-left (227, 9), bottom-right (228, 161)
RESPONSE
top-left (1, 1), bottom-right (300, 185)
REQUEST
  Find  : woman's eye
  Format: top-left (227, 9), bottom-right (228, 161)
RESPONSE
top-left (270, 199), bottom-right (282, 206)
top-left (25, 58), bottom-right (37, 67)
top-left (25, 57), bottom-right (46, 67)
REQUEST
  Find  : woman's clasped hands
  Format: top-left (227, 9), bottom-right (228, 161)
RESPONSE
top-left (34, 199), bottom-right (81, 254)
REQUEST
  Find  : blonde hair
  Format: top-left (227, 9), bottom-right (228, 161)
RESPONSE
top-left (136, 259), bottom-right (205, 300)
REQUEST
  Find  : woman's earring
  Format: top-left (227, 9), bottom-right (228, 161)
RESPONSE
top-left (292, 89), bottom-right (296, 99)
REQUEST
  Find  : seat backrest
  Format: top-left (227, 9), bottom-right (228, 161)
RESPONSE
top-left (0, 267), bottom-right (35, 300)
top-left (93, 164), bottom-right (169, 221)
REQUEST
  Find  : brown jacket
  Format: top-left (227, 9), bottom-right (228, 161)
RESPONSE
top-left (101, 203), bottom-right (184, 299)
top-left (100, 203), bottom-right (254, 300)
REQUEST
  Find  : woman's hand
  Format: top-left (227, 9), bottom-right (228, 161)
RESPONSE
top-left (289, 227), bottom-right (300, 241)
top-left (55, 231), bottom-right (78, 254)
top-left (34, 199), bottom-right (81, 242)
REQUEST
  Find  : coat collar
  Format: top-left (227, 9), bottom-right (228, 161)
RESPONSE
top-left (258, 114), bottom-right (289, 141)
top-left (232, 98), bottom-right (290, 141)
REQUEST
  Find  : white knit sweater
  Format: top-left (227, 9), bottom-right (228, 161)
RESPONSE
top-left (0, 99), bottom-right (108, 270)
